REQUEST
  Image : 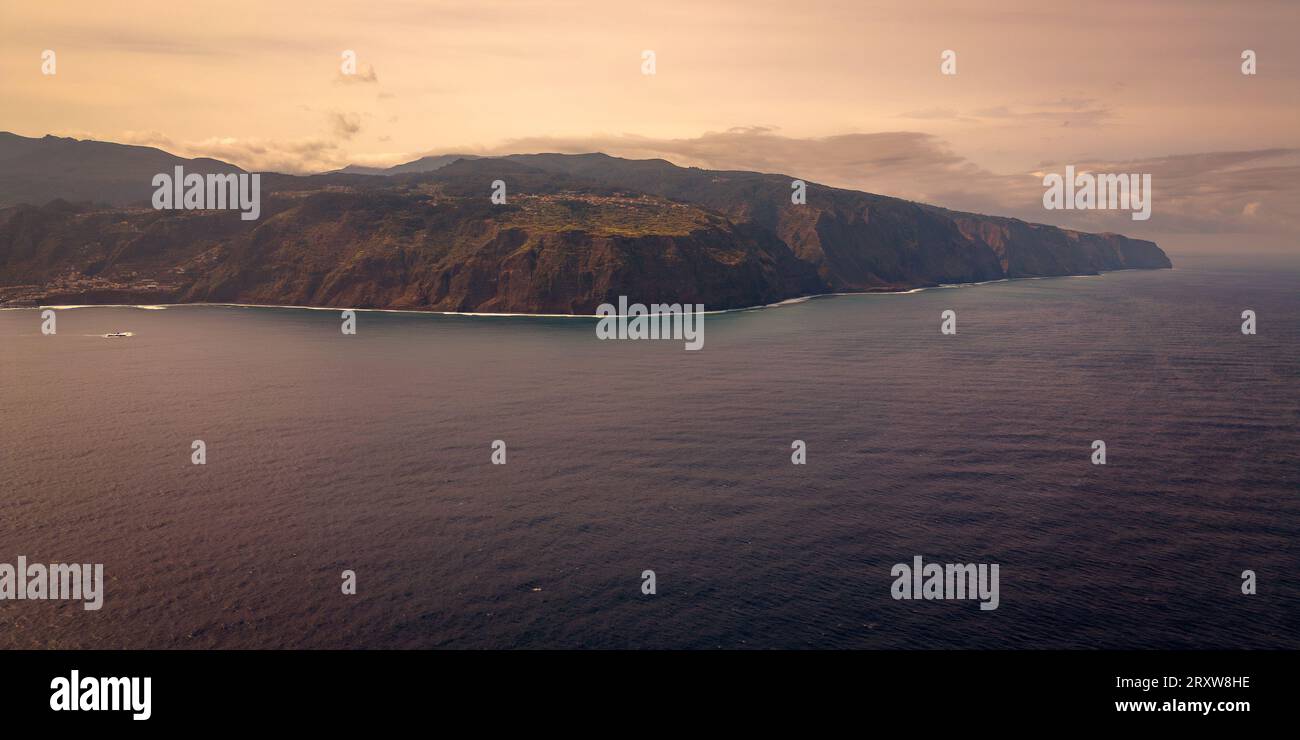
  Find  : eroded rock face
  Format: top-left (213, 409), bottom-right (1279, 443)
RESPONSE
top-left (0, 154), bottom-right (1169, 312)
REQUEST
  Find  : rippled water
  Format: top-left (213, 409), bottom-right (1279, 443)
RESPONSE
top-left (1, 252), bottom-right (1296, 648)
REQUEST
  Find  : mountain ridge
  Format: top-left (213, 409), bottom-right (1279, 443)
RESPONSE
top-left (0, 132), bottom-right (1170, 313)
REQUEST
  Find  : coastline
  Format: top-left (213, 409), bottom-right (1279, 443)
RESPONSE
top-left (0, 267), bottom-right (1155, 318)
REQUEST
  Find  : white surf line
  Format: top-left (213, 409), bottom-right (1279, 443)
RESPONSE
top-left (7, 268), bottom-right (1142, 318)
top-left (27, 301), bottom-right (722, 320)
top-left (732, 268), bottom-right (1140, 313)
top-left (25, 304), bottom-right (169, 310)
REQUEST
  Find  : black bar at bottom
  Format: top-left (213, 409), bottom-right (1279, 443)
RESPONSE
top-left (1, 650), bottom-right (1289, 727)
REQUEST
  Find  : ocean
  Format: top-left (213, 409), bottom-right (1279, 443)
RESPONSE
top-left (1, 251), bottom-right (1296, 648)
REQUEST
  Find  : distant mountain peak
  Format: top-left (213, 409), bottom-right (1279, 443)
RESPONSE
top-left (0, 131), bottom-right (245, 207)
top-left (329, 153), bottom-right (484, 177)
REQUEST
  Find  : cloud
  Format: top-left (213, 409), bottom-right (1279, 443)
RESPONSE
top-left (179, 136), bottom-right (348, 173)
top-left (969, 101), bottom-right (1112, 128)
top-left (897, 99), bottom-right (1112, 127)
top-left (1060, 149), bottom-right (1300, 235)
top-left (329, 111), bottom-right (362, 140)
top-left (103, 110), bottom-right (370, 173)
top-left (897, 107), bottom-right (965, 121)
top-left (118, 130), bottom-right (176, 149)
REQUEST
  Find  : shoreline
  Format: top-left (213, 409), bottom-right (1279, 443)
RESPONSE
top-left (0, 267), bottom-right (1153, 318)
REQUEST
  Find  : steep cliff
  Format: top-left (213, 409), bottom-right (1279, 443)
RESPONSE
top-left (0, 145), bottom-right (1170, 312)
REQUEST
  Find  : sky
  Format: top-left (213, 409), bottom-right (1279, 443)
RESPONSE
top-left (2, 0), bottom-right (1297, 251)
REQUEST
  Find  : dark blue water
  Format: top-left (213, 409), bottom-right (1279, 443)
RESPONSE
top-left (1, 251), bottom-right (1296, 648)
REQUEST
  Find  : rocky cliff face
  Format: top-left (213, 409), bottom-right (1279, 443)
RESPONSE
top-left (497, 153), bottom-right (1171, 290)
top-left (0, 147), bottom-right (1170, 312)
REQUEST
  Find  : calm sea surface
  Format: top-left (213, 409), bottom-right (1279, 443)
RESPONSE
top-left (1, 251), bottom-right (1297, 648)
